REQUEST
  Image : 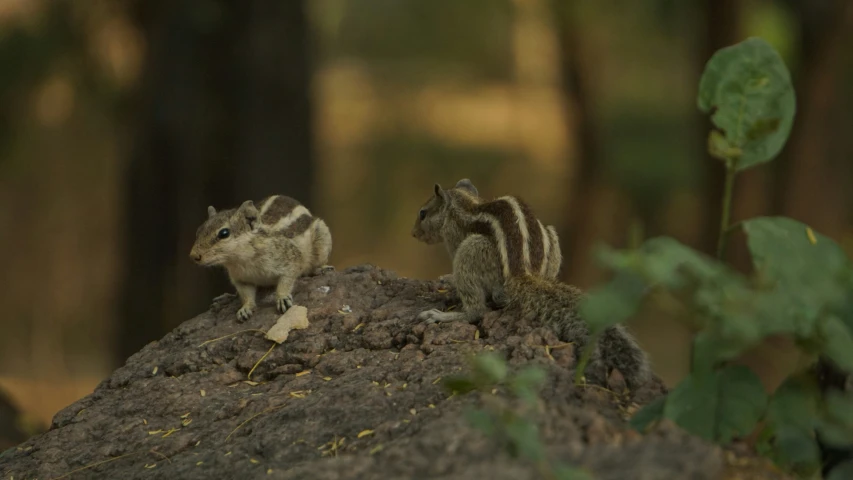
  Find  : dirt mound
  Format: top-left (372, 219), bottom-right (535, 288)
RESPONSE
top-left (0, 265), bottom-right (787, 479)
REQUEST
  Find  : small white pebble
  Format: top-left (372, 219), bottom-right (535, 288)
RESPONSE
top-left (318, 286), bottom-right (330, 294)
top-left (341, 305), bottom-right (352, 313)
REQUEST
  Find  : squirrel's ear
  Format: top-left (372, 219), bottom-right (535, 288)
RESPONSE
top-left (434, 183), bottom-right (449, 203)
top-left (238, 200), bottom-right (258, 218)
top-left (454, 178), bottom-right (478, 197)
top-left (207, 206), bottom-right (217, 218)
top-left (238, 200), bottom-right (259, 229)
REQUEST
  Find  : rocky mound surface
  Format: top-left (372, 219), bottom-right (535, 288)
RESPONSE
top-left (0, 265), bottom-right (789, 479)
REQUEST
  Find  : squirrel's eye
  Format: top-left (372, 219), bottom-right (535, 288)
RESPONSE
top-left (217, 228), bottom-right (230, 239)
top-left (418, 209), bottom-right (427, 220)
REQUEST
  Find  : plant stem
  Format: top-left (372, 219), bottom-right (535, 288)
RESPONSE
top-left (716, 163), bottom-right (737, 260)
top-left (573, 334), bottom-right (600, 385)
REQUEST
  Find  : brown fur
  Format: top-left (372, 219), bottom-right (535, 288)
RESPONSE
top-left (259, 195), bottom-right (302, 225)
top-left (506, 275), bottom-right (652, 389)
top-left (411, 179), bottom-right (562, 322)
top-left (412, 179), bottom-right (651, 388)
top-left (412, 180), bottom-right (561, 280)
top-left (190, 195), bottom-right (333, 322)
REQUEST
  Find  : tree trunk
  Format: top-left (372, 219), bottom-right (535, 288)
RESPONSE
top-left (773, 0), bottom-right (853, 239)
top-left (117, 0), bottom-right (315, 364)
top-left (550, 0), bottom-right (609, 287)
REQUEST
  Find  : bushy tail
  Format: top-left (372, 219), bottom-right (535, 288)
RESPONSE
top-left (505, 275), bottom-right (651, 388)
top-left (598, 323), bottom-right (652, 388)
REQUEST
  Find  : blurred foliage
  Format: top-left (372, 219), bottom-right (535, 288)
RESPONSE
top-left (365, 133), bottom-right (509, 228)
top-left (0, 1), bottom-right (118, 169)
top-left (579, 37), bottom-right (853, 477)
top-left (1, 0), bottom-right (852, 454)
top-left (0, 3), bottom-right (74, 161)
top-left (603, 110), bottom-right (698, 197)
top-left (322, 0), bottom-right (514, 83)
top-left (443, 353), bottom-right (595, 480)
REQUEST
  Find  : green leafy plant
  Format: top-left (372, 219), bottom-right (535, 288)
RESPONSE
top-left (443, 353), bottom-right (595, 480)
top-left (576, 37), bottom-right (853, 478)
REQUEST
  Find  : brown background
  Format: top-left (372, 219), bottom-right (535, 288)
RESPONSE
top-left (0, 0), bottom-right (852, 431)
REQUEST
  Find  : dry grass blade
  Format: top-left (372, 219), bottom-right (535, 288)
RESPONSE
top-left (149, 449), bottom-right (171, 464)
top-left (226, 403), bottom-right (287, 442)
top-left (48, 452), bottom-right (140, 480)
top-left (198, 329), bottom-right (267, 347)
top-left (248, 343), bottom-right (277, 380)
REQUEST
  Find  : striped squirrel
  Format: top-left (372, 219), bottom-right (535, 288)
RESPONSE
top-left (412, 179), bottom-right (651, 388)
top-left (413, 178), bottom-right (562, 317)
top-left (190, 195), bottom-right (333, 322)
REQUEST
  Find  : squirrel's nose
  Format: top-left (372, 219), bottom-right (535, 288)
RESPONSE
top-left (191, 252), bottom-right (202, 262)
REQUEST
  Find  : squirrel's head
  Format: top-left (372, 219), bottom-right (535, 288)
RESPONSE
top-left (190, 200), bottom-right (259, 266)
top-left (411, 178), bottom-right (479, 244)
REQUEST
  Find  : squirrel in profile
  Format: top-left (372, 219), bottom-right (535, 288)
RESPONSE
top-left (190, 195), bottom-right (333, 322)
top-left (412, 179), bottom-right (651, 388)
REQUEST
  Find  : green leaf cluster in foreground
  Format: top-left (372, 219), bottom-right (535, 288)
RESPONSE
top-left (579, 37), bottom-right (853, 478)
top-left (443, 353), bottom-right (594, 480)
top-left (443, 36), bottom-right (849, 480)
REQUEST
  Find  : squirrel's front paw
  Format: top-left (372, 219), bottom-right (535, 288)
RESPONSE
top-left (236, 304), bottom-right (255, 322)
top-left (309, 265), bottom-right (335, 276)
top-left (276, 295), bottom-right (294, 313)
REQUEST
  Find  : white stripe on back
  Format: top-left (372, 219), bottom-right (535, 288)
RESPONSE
top-left (498, 196), bottom-right (531, 273)
top-left (270, 205), bottom-right (311, 231)
top-left (258, 196), bottom-right (279, 217)
top-left (538, 220), bottom-right (550, 276)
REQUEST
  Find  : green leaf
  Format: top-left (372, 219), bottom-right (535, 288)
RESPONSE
top-left (629, 395), bottom-right (666, 432)
top-left (825, 389), bottom-right (853, 429)
top-left (442, 376), bottom-right (478, 394)
top-left (504, 416), bottom-right (543, 462)
top-left (597, 237), bottom-right (738, 291)
top-left (512, 367), bottom-right (546, 390)
top-left (471, 352), bottom-right (508, 384)
top-left (692, 318), bottom-right (763, 371)
top-left (766, 375), bottom-right (819, 431)
top-left (835, 291), bottom-right (853, 336)
top-left (743, 217), bottom-right (850, 291)
top-left (580, 269), bottom-right (647, 332)
top-left (827, 460), bottom-right (853, 480)
top-left (820, 316), bottom-right (853, 374)
top-left (697, 37), bottom-right (796, 170)
top-left (553, 464), bottom-right (596, 480)
top-left (772, 426), bottom-right (821, 473)
top-left (816, 389), bottom-right (853, 449)
top-left (466, 408), bottom-right (496, 436)
top-left (763, 375), bottom-right (822, 472)
top-left (596, 237), bottom-right (763, 361)
top-left (509, 367), bottom-right (546, 407)
top-left (664, 365), bottom-right (767, 443)
top-left (742, 217), bottom-right (851, 338)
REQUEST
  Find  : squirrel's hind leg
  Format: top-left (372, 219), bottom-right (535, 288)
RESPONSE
top-left (417, 235), bottom-right (501, 325)
top-left (308, 219), bottom-right (334, 275)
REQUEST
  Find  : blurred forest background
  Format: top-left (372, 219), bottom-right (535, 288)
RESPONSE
top-left (1, 0), bottom-right (852, 444)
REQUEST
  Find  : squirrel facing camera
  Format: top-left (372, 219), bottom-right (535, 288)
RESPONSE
top-left (190, 195), bottom-right (333, 322)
